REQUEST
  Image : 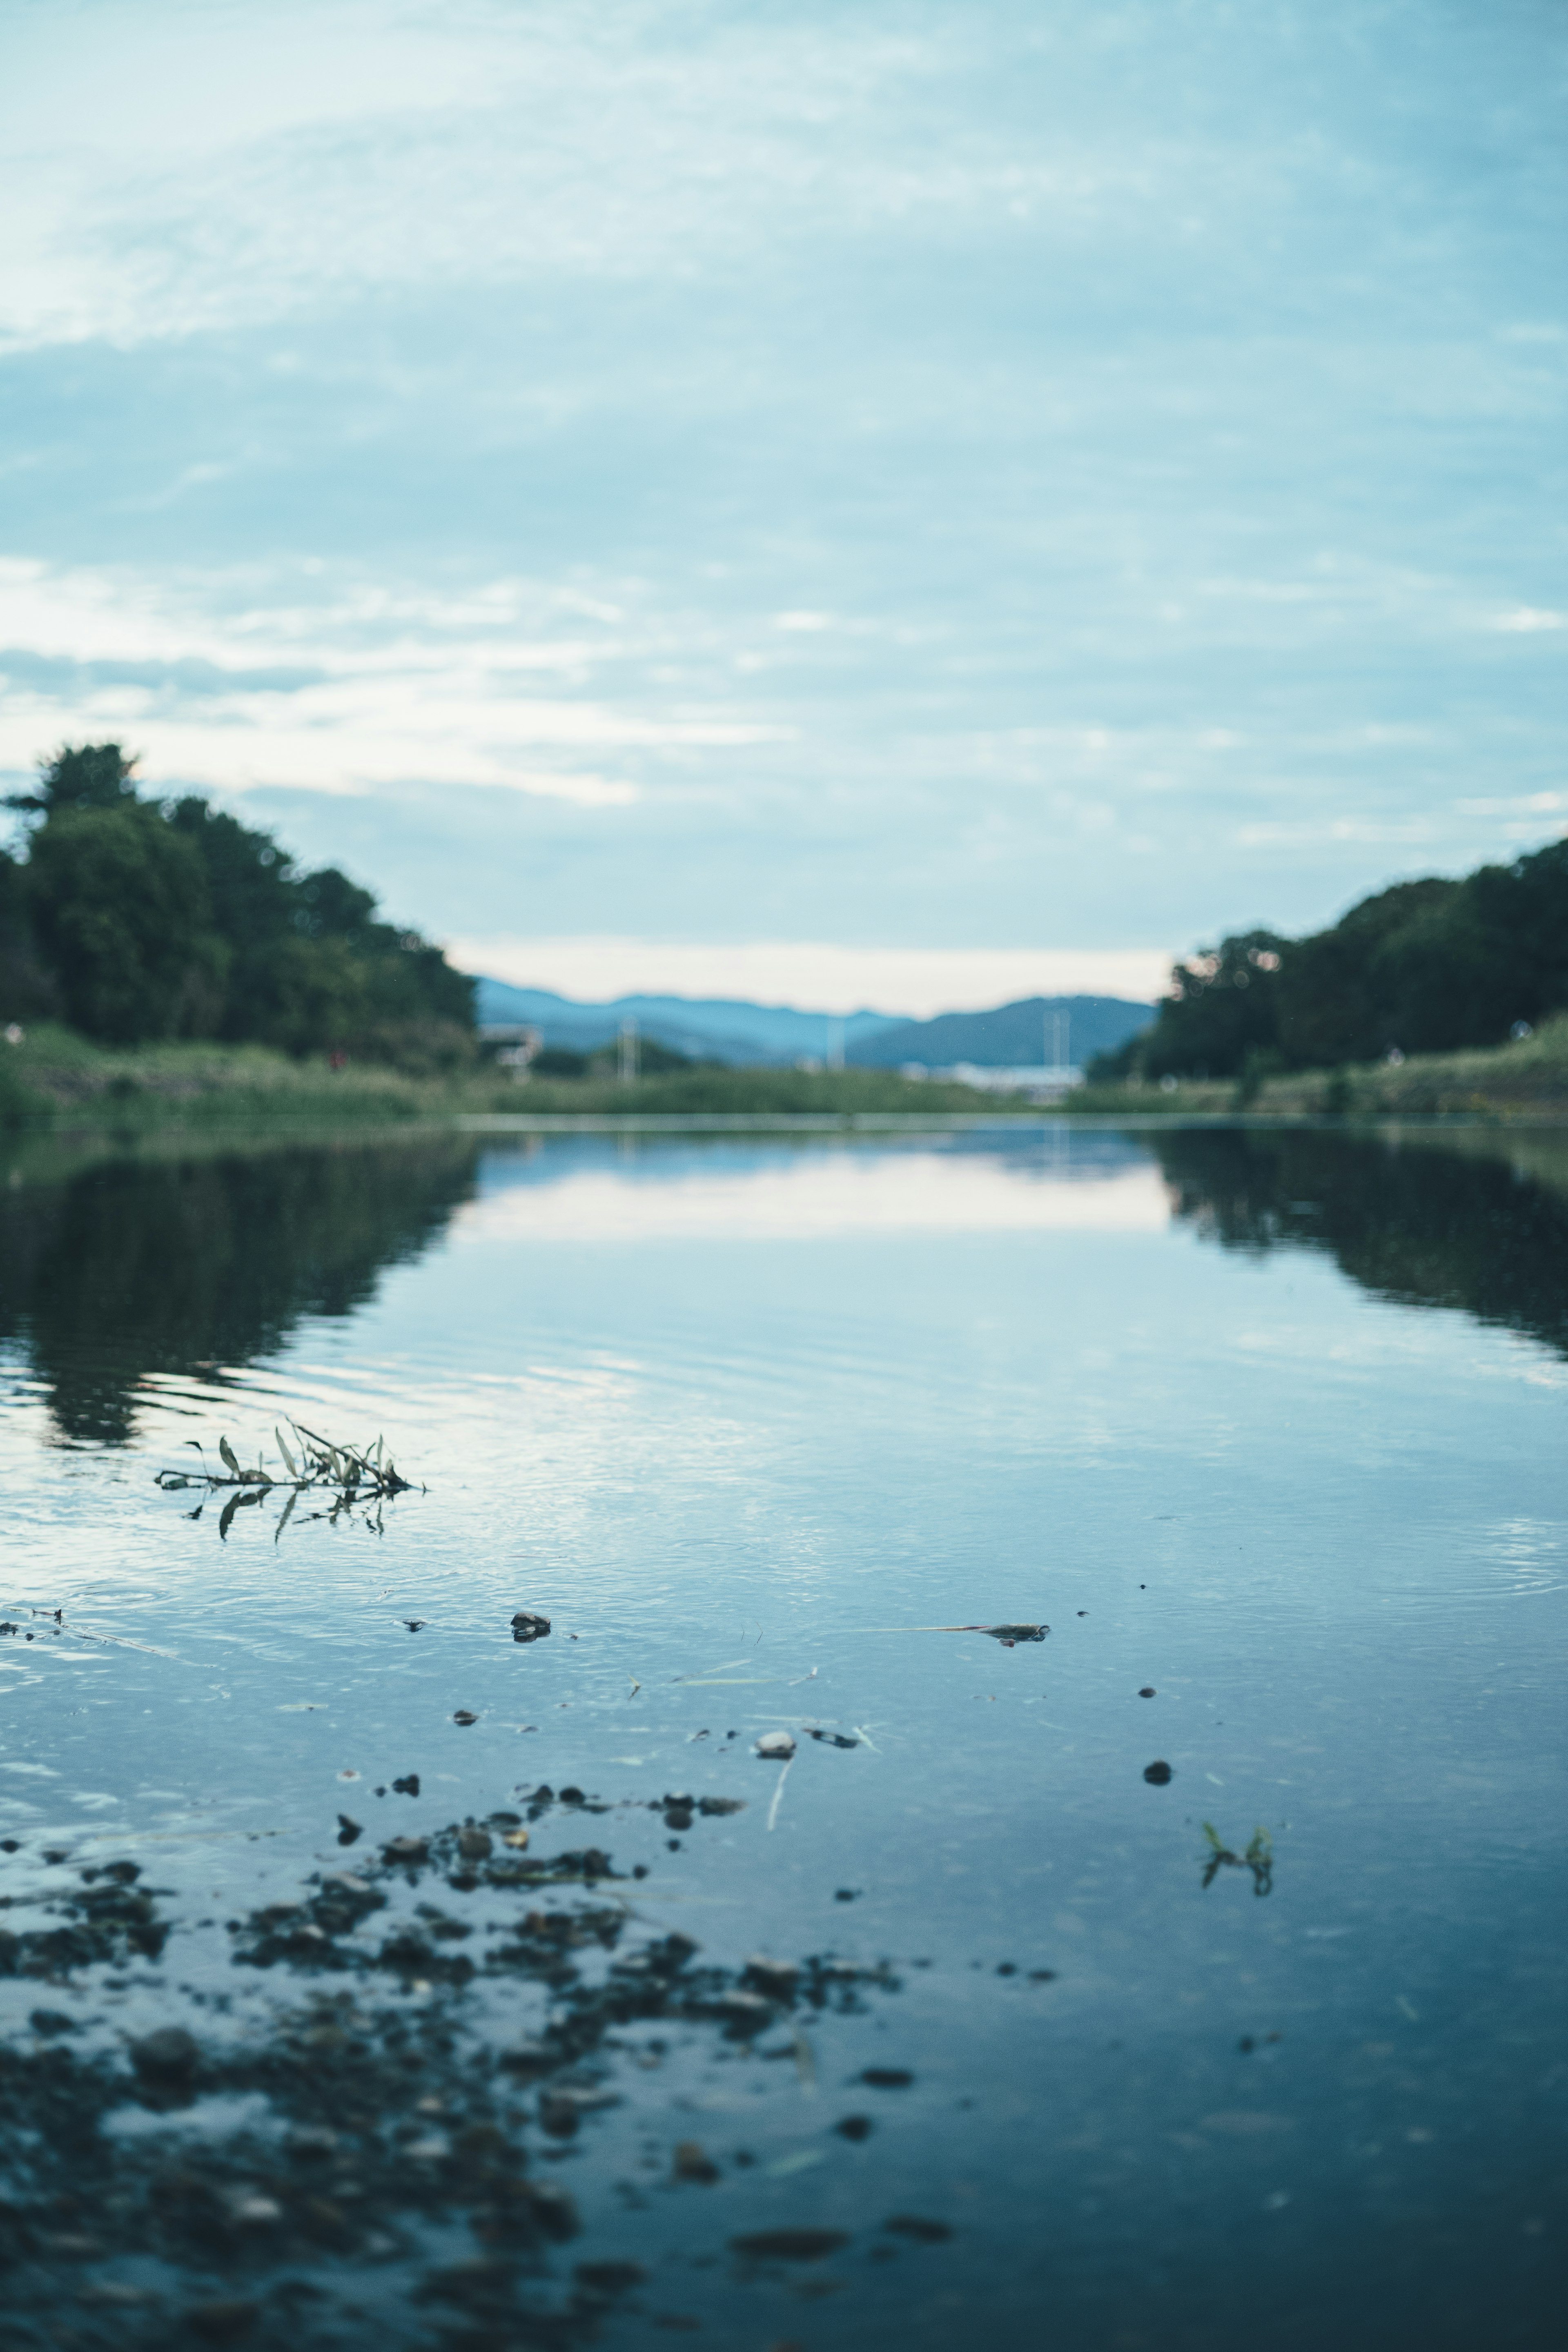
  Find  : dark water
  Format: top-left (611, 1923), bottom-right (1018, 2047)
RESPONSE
top-left (1, 1120), bottom-right (1564, 2350)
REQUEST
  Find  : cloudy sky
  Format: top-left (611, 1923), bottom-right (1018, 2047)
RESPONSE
top-left (1, 0), bottom-right (1563, 1014)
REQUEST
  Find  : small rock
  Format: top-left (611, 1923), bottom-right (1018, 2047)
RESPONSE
top-left (860, 2067), bottom-right (912, 2089)
top-left (575, 2261), bottom-right (645, 2294)
top-left (184, 2300), bottom-right (259, 2344)
top-left (404, 1619), bottom-right (424, 1632)
top-left (1143, 1760), bottom-right (1173, 1785)
top-left (501, 1828), bottom-right (530, 1850)
top-left (1139, 1687), bottom-right (1156, 1698)
top-left (452, 1709), bottom-right (478, 1726)
top-left (499, 2038), bottom-right (553, 2075)
top-left (834, 2114), bottom-right (873, 2141)
top-left (511, 1611), bottom-right (552, 1643)
top-left (131, 2027), bottom-right (198, 2084)
top-left (883, 2215), bottom-right (953, 2243)
top-left (384, 1835), bottom-right (429, 1864)
top-left (744, 1955), bottom-right (799, 1997)
top-left (672, 2139), bottom-right (719, 2184)
top-left (457, 1826), bottom-right (493, 1860)
top-left (755, 1732), bottom-right (796, 1761)
top-left (392, 1773), bottom-right (421, 1796)
top-left (730, 2228), bottom-right (848, 2263)
top-left (336, 1815), bottom-right (362, 1845)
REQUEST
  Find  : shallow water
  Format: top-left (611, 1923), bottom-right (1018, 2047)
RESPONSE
top-left (1, 1120), bottom-right (1565, 2350)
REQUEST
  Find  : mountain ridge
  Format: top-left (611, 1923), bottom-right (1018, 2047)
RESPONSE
top-left (472, 978), bottom-right (1153, 1068)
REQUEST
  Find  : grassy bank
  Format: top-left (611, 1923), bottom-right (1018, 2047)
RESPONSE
top-left (0, 1024), bottom-right (1027, 1130)
top-left (1076, 1011), bottom-right (1568, 1121)
top-left (10, 1012), bottom-right (1568, 1134)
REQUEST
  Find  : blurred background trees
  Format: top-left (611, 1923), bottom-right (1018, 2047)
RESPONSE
top-left (1, 744), bottom-right (474, 1067)
top-left (1089, 840), bottom-right (1568, 1082)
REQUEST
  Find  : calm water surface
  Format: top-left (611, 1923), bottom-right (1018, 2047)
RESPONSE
top-left (1, 1122), bottom-right (1565, 2350)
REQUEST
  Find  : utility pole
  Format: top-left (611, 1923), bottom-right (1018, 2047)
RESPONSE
top-left (618, 1018), bottom-right (639, 1084)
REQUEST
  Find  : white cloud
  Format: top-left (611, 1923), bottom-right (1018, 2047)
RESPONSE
top-left (1491, 608), bottom-right (1568, 633)
top-left (0, 556), bottom-right (780, 807)
top-left (448, 936), bottom-right (1168, 1016)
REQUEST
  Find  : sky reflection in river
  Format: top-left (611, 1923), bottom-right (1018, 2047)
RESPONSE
top-left (0, 1123), bottom-right (1563, 2348)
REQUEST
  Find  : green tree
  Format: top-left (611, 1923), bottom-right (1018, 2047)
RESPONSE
top-left (6, 741), bottom-right (142, 817)
top-left (27, 804), bottom-right (229, 1044)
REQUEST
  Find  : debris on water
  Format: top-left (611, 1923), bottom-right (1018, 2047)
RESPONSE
top-left (392, 1773), bottom-right (421, 1795)
top-left (1203, 1822), bottom-right (1274, 1897)
top-left (1139, 1686), bottom-right (1156, 1697)
top-left (860, 2067), bottom-right (913, 2089)
top-left (672, 2139), bottom-right (720, 2184)
top-left (835, 1889), bottom-right (859, 1903)
top-left (501, 1828), bottom-right (530, 1851)
top-left (806, 1728), bottom-right (859, 1748)
top-left (336, 1815), bottom-right (362, 1846)
top-left (511, 1612), bottom-right (552, 1643)
top-left (883, 2215), bottom-right (953, 2242)
top-left (755, 1731), bottom-right (796, 1760)
top-left (453, 1710), bottom-right (478, 1726)
top-left (1143, 1760), bottom-right (1174, 1785)
top-left (731, 2228), bottom-right (849, 2263)
top-left (835, 2114), bottom-right (873, 2141)
top-left (982, 1624), bottom-right (1047, 1645)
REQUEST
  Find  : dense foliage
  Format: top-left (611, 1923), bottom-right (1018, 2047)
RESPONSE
top-left (1, 745), bottom-right (474, 1065)
top-left (1090, 839), bottom-right (1568, 1081)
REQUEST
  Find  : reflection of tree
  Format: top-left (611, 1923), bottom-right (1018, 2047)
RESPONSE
top-left (0, 1139), bottom-right (479, 1443)
top-left (1152, 1127), bottom-right (1568, 1360)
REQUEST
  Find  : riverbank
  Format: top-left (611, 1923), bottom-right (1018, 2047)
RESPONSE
top-left (1075, 1010), bottom-right (1568, 1120)
top-left (0, 1024), bottom-right (1020, 1130)
top-left (7, 1012), bottom-right (1568, 1134)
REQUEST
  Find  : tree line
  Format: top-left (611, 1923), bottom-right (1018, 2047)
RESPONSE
top-left (1090, 835), bottom-right (1568, 1084)
top-left (0, 745), bottom-right (474, 1067)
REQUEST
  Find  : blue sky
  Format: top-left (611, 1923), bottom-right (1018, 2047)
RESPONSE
top-left (1, 0), bottom-right (1563, 1015)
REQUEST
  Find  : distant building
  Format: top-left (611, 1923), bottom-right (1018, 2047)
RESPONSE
top-left (904, 1061), bottom-right (1084, 1101)
top-left (478, 1022), bottom-right (543, 1074)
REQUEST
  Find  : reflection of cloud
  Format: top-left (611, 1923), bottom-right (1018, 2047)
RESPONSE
top-left (453, 1153), bottom-right (1169, 1243)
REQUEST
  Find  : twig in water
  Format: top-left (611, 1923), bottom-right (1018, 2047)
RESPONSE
top-left (155, 1422), bottom-right (418, 1541)
top-left (766, 1757), bottom-right (794, 1833)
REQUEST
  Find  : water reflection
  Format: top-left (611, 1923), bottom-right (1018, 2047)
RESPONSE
top-left (1153, 1125), bottom-right (1568, 1360)
top-left (0, 1136), bottom-right (479, 1443)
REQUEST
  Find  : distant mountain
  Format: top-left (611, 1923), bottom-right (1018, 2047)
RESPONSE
top-left (472, 979), bottom-right (900, 1066)
top-left (846, 995), bottom-right (1153, 1069)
